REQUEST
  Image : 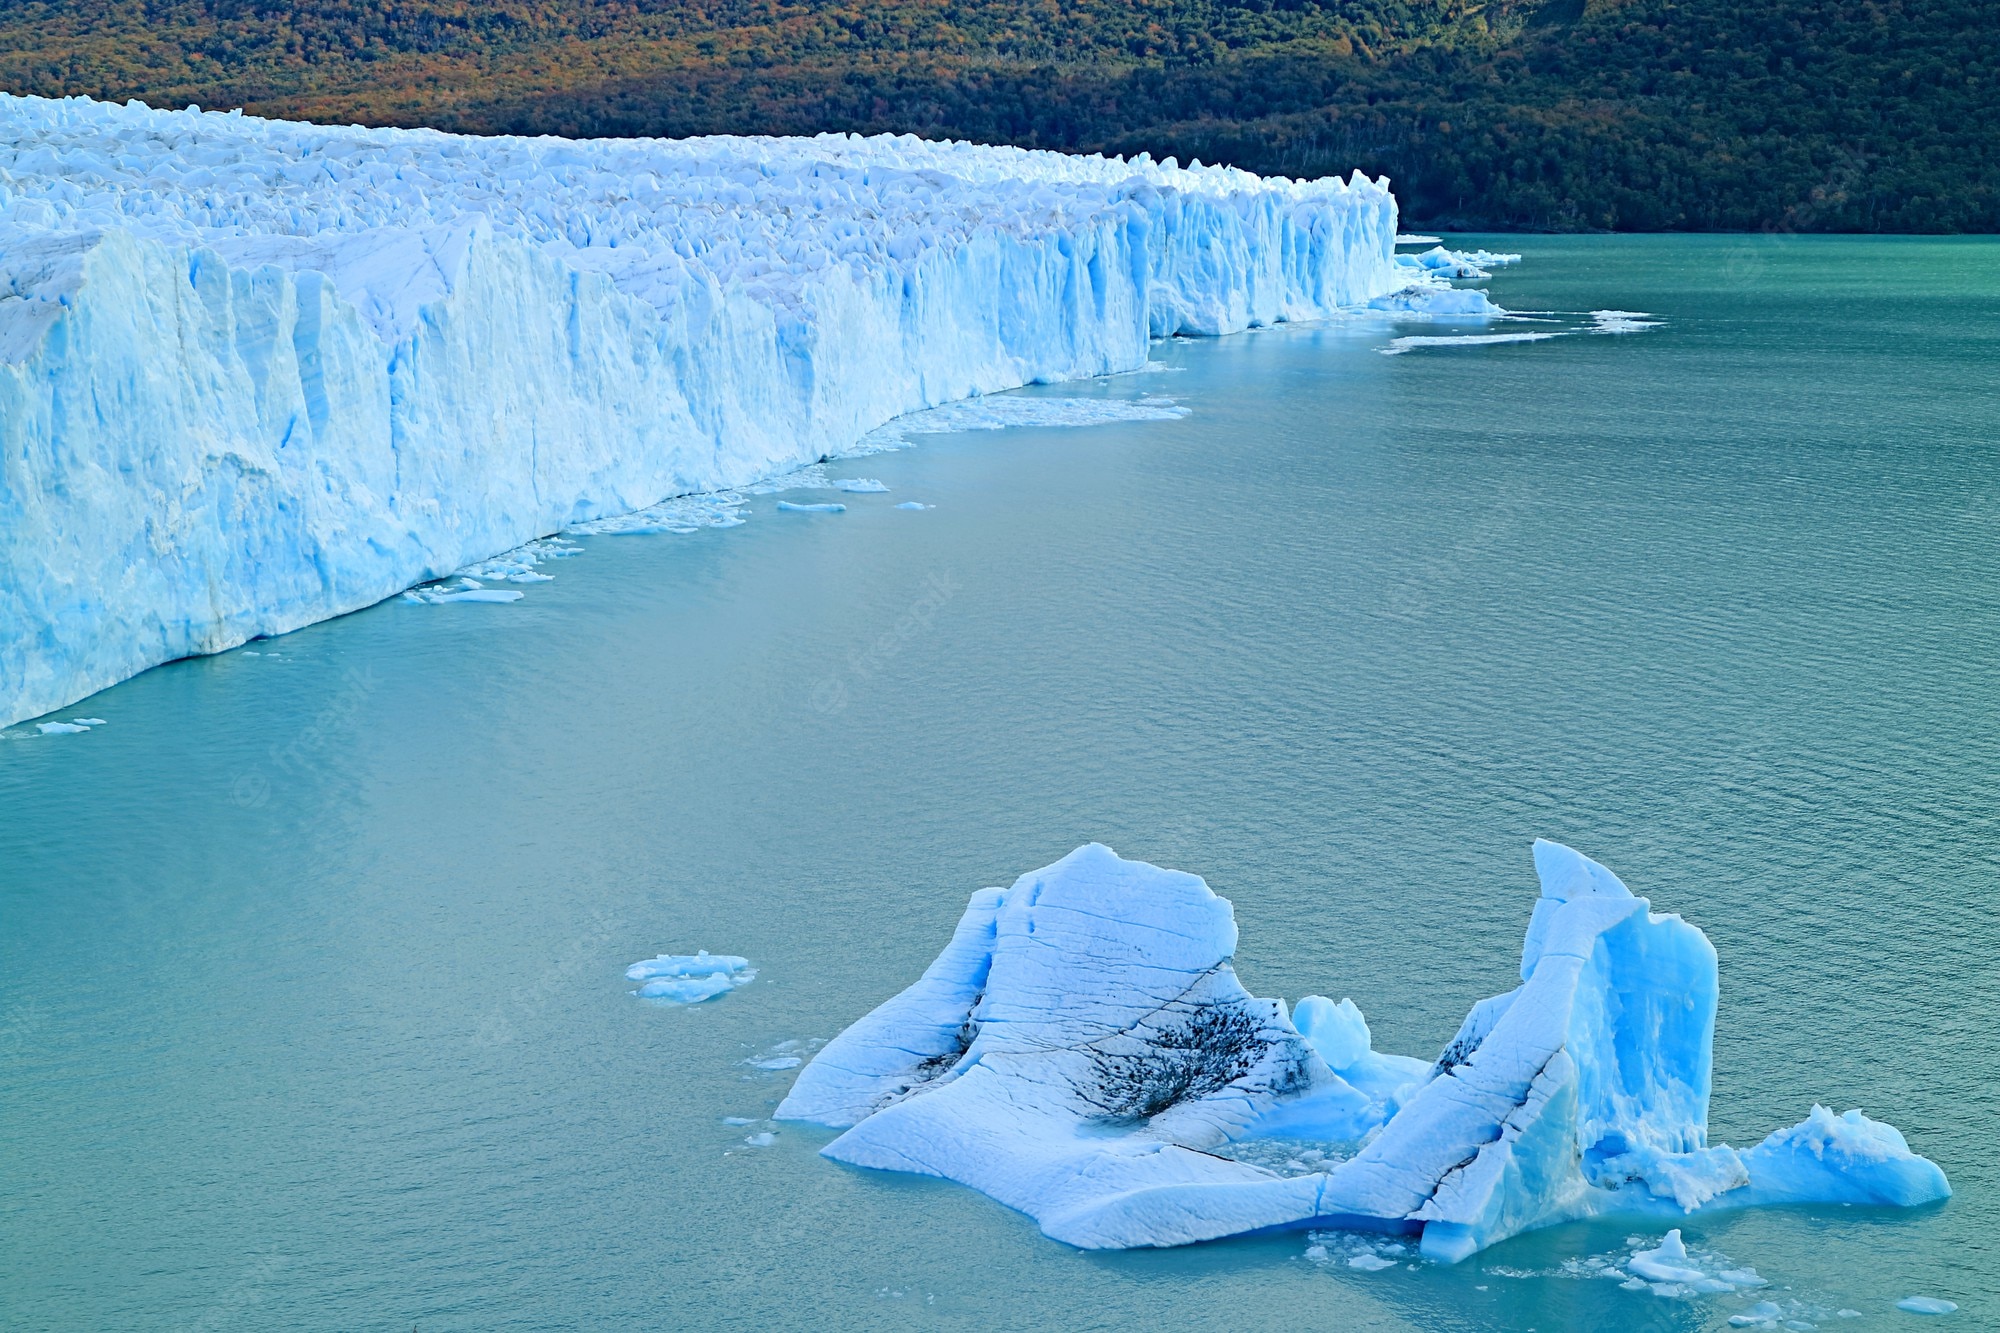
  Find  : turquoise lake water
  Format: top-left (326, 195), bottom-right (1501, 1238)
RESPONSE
top-left (3, 236), bottom-right (1995, 1331)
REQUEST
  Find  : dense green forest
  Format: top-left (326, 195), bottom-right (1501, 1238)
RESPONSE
top-left (2, 0), bottom-right (1993, 230)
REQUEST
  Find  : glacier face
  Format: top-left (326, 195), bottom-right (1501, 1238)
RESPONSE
top-left (777, 841), bottom-right (1949, 1259)
top-left (0, 94), bottom-right (1403, 727)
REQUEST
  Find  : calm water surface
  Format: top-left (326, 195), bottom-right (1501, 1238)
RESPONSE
top-left (3, 236), bottom-right (1996, 1331)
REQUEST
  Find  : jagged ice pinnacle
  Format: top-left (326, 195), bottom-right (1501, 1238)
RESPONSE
top-left (777, 841), bottom-right (1949, 1259)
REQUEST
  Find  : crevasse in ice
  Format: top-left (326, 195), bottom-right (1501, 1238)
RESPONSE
top-left (0, 93), bottom-right (1403, 727)
top-left (777, 841), bottom-right (1949, 1258)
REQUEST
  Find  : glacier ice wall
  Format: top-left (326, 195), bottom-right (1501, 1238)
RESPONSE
top-left (0, 94), bottom-right (1402, 727)
top-left (778, 841), bottom-right (1949, 1258)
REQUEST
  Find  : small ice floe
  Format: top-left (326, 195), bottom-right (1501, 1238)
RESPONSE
top-left (744, 1037), bottom-right (818, 1071)
top-left (722, 1116), bottom-right (756, 1126)
top-left (1382, 331), bottom-right (1565, 355)
top-left (1626, 1230), bottom-right (1767, 1297)
top-left (241, 650), bottom-right (261, 656)
top-left (1396, 234), bottom-right (1444, 245)
top-left (36, 720), bottom-right (91, 734)
top-left (776, 500), bottom-right (846, 514)
top-left (893, 501), bottom-right (931, 510)
top-left (833, 478), bottom-right (889, 493)
top-left (625, 951), bottom-right (755, 1003)
top-left (1897, 1296), bottom-right (1958, 1315)
top-left (1590, 309), bottom-right (1664, 335)
top-left (1728, 1298), bottom-right (1819, 1329)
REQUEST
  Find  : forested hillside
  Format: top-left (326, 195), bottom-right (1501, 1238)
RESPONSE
top-left (3, 0), bottom-right (1993, 230)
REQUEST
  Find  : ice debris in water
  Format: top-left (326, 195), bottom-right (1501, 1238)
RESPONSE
top-left (402, 536), bottom-right (582, 604)
top-left (777, 841), bottom-right (1950, 1259)
top-left (1383, 331), bottom-right (1565, 355)
top-left (1394, 245), bottom-right (1523, 280)
top-left (776, 501), bottom-right (847, 514)
top-left (1626, 1229), bottom-right (1767, 1296)
top-left (1304, 1231), bottom-right (1414, 1273)
top-left (1730, 1298), bottom-right (1844, 1329)
top-left (851, 394), bottom-right (1190, 454)
top-left (402, 580), bottom-right (524, 604)
top-left (626, 951), bottom-right (755, 1004)
top-left (456, 537), bottom-right (581, 583)
top-left (1381, 307), bottom-right (1662, 355)
top-left (35, 716), bottom-right (108, 733)
top-left (833, 479), bottom-right (890, 493)
top-left (745, 1037), bottom-right (822, 1072)
top-left (1896, 1297), bottom-right (1958, 1315)
top-left (1591, 310), bottom-right (1665, 334)
top-left (569, 491), bottom-right (749, 536)
top-left (0, 92), bottom-right (1401, 731)
top-left (894, 502), bottom-right (932, 510)
top-left (1368, 285), bottom-right (1506, 318)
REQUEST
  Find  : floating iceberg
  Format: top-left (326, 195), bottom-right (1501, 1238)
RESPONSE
top-left (1367, 285), bottom-right (1506, 318)
top-left (0, 93), bottom-right (1402, 728)
top-left (1395, 245), bottom-right (1524, 280)
top-left (626, 951), bottom-right (755, 1004)
top-left (778, 842), bottom-right (1948, 1259)
top-left (1367, 244), bottom-right (1521, 319)
top-left (1897, 1296), bottom-right (1959, 1315)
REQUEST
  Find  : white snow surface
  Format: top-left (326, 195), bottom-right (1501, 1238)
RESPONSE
top-left (0, 93), bottom-right (1402, 727)
top-left (778, 840), bottom-right (1950, 1258)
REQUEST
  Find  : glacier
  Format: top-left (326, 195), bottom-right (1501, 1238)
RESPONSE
top-left (776, 841), bottom-right (1949, 1259)
top-left (0, 93), bottom-right (1405, 728)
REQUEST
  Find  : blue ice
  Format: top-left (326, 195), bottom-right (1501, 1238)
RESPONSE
top-left (626, 951), bottom-right (755, 1004)
top-left (778, 841), bottom-right (1948, 1259)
